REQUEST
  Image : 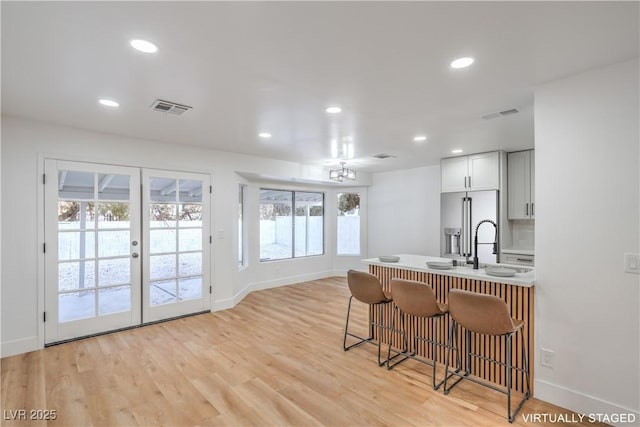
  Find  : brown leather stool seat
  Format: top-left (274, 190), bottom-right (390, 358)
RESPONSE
top-left (443, 289), bottom-right (531, 422)
top-left (343, 270), bottom-right (394, 366)
top-left (385, 279), bottom-right (456, 390)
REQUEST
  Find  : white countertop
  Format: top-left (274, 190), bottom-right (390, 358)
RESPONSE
top-left (502, 248), bottom-right (535, 256)
top-left (362, 254), bottom-right (535, 287)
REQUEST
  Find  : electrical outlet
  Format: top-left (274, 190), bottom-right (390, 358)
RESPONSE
top-left (541, 348), bottom-right (554, 368)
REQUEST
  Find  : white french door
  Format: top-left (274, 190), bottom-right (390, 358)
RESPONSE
top-left (44, 160), bottom-right (211, 344)
top-left (142, 169), bottom-right (211, 322)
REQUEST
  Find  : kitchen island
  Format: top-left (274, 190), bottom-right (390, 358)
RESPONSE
top-left (362, 254), bottom-right (534, 393)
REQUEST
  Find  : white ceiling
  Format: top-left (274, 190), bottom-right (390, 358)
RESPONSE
top-left (2, 2), bottom-right (638, 172)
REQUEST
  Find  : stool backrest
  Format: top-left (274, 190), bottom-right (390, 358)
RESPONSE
top-left (347, 270), bottom-right (388, 304)
top-left (390, 279), bottom-right (443, 317)
top-left (448, 289), bottom-right (516, 335)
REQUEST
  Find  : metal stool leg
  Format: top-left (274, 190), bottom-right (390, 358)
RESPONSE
top-left (343, 296), bottom-right (374, 352)
top-left (386, 306), bottom-right (411, 369)
top-left (506, 333), bottom-right (513, 422)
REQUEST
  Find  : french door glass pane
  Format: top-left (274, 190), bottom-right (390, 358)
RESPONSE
top-left (58, 231), bottom-right (95, 260)
top-left (58, 201), bottom-right (95, 229)
top-left (58, 170), bottom-right (94, 200)
top-left (59, 291), bottom-right (95, 322)
top-left (97, 174), bottom-right (130, 200)
top-left (179, 277), bottom-right (202, 301)
top-left (58, 261), bottom-right (96, 291)
top-left (150, 254), bottom-right (177, 280)
top-left (179, 180), bottom-right (202, 203)
top-left (97, 203), bottom-right (130, 228)
top-left (98, 258), bottom-right (130, 286)
top-left (98, 286), bottom-right (131, 315)
top-left (179, 204), bottom-right (203, 225)
top-left (97, 231), bottom-right (130, 257)
top-left (150, 229), bottom-right (177, 253)
top-left (150, 280), bottom-right (178, 305)
top-left (179, 252), bottom-right (202, 276)
top-left (150, 178), bottom-right (177, 202)
top-left (178, 229), bottom-right (201, 252)
top-left (150, 204), bottom-right (177, 227)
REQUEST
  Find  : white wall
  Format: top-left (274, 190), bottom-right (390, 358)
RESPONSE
top-left (368, 165), bottom-right (441, 258)
top-left (534, 59), bottom-right (639, 421)
top-left (0, 116), bottom-right (370, 356)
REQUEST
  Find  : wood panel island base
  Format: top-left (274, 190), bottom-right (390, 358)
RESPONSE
top-left (363, 254), bottom-right (535, 394)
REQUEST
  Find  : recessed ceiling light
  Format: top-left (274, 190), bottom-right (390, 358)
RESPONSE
top-left (258, 132), bottom-right (272, 138)
top-left (130, 39), bottom-right (158, 53)
top-left (452, 149), bottom-right (463, 154)
top-left (413, 135), bottom-right (427, 142)
top-left (326, 106), bottom-right (342, 114)
top-left (98, 99), bottom-right (119, 108)
top-left (450, 57), bottom-right (474, 69)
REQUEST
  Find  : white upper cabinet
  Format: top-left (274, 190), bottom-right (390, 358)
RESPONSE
top-left (441, 156), bottom-right (469, 192)
top-left (508, 150), bottom-right (535, 219)
top-left (441, 151), bottom-right (500, 193)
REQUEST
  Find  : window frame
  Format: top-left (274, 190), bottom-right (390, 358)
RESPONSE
top-left (259, 188), bottom-right (325, 262)
top-left (336, 191), bottom-right (362, 256)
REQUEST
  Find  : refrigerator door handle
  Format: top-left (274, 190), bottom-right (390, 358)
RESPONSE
top-left (460, 198), bottom-right (467, 257)
top-left (462, 197), bottom-right (472, 257)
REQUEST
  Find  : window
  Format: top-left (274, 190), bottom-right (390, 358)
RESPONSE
top-left (238, 184), bottom-right (246, 267)
top-left (259, 189), bottom-right (324, 261)
top-left (337, 192), bottom-right (360, 255)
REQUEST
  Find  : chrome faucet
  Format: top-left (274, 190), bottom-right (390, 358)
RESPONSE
top-left (473, 219), bottom-right (498, 269)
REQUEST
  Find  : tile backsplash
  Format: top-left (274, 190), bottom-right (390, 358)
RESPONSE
top-left (510, 220), bottom-right (535, 249)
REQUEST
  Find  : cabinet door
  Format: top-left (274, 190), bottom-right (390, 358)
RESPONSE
top-left (508, 151), bottom-right (531, 219)
top-left (468, 152), bottom-right (499, 191)
top-left (441, 156), bottom-right (468, 193)
top-left (530, 151), bottom-right (535, 219)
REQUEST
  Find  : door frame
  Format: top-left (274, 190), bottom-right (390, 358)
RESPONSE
top-left (37, 154), bottom-right (214, 348)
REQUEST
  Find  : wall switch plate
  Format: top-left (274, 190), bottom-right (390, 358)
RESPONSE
top-left (624, 253), bottom-right (640, 274)
top-left (541, 348), bottom-right (554, 368)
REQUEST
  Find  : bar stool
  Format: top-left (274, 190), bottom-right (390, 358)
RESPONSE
top-left (385, 278), bottom-right (455, 390)
top-left (443, 289), bottom-right (531, 423)
top-left (343, 270), bottom-right (394, 366)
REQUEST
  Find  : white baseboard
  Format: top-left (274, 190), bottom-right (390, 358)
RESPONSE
top-left (534, 379), bottom-right (639, 427)
top-left (212, 270), bottom-right (346, 313)
top-left (1, 336), bottom-right (39, 358)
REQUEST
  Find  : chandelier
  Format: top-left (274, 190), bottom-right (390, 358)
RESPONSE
top-left (329, 162), bottom-right (357, 182)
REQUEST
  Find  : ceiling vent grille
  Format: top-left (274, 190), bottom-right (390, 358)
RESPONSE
top-left (482, 108), bottom-right (519, 120)
top-left (372, 153), bottom-right (396, 159)
top-left (150, 99), bottom-right (193, 116)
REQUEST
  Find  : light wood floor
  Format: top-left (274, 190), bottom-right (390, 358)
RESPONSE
top-left (1, 277), bottom-right (604, 427)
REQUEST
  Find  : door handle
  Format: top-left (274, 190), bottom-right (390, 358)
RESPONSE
top-left (464, 176), bottom-right (467, 188)
top-left (531, 203), bottom-right (534, 216)
top-left (132, 253), bottom-right (139, 258)
top-left (525, 203), bottom-right (529, 216)
top-left (132, 241), bottom-right (138, 246)
top-left (468, 176), bottom-right (471, 188)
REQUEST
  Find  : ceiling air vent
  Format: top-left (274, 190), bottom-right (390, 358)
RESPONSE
top-left (372, 153), bottom-right (396, 159)
top-left (482, 108), bottom-right (519, 120)
top-left (150, 99), bottom-right (193, 116)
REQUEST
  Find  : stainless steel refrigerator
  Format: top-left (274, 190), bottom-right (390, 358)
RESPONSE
top-left (440, 190), bottom-right (499, 265)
